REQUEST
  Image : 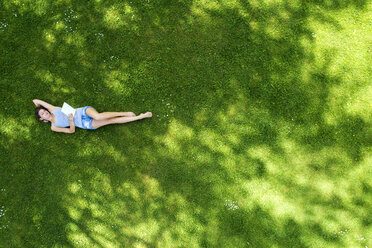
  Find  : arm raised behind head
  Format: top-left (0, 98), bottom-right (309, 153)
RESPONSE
top-left (33, 99), bottom-right (58, 112)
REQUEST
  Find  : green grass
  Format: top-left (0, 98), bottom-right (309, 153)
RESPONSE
top-left (0, 0), bottom-right (371, 247)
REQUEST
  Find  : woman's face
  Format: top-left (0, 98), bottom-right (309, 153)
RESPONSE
top-left (39, 109), bottom-right (50, 121)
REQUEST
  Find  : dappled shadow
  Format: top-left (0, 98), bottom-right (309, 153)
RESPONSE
top-left (1, 0), bottom-right (371, 247)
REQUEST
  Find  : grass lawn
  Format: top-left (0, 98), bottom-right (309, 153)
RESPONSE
top-left (0, 0), bottom-right (371, 247)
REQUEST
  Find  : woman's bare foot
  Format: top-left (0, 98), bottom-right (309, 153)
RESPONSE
top-left (140, 112), bottom-right (152, 118)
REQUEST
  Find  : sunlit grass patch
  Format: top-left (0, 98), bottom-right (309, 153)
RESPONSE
top-left (104, 70), bottom-right (132, 97)
top-left (54, 20), bottom-right (65, 31)
top-left (305, 4), bottom-right (372, 126)
top-left (104, 6), bottom-right (125, 29)
top-left (36, 69), bottom-right (75, 93)
top-left (63, 168), bottom-right (211, 247)
top-left (0, 115), bottom-right (32, 146)
top-left (43, 29), bottom-right (56, 44)
top-left (346, 83), bottom-right (372, 122)
top-left (64, 32), bottom-right (85, 47)
top-left (101, 3), bottom-right (140, 30)
top-left (155, 119), bottom-right (194, 155)
top-left (2, 0), bottom-right (50, 15)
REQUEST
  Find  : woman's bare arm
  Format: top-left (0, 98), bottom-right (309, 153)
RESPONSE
top-left (51, 114), bottom-right (75, 133)
top-left (33, 99), bottom-right (58, 112)
top-left (51, 125), bottom-right (75, 133)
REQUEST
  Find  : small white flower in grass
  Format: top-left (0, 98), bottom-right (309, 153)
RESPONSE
top-left (0, 22), bottom-right (9, 31)
top-left (312, 33), bottom-right (317, 38)
top-left (224, 199), bottom-right (239, 210)
top-left (95, 33), bottom-right (104, 38)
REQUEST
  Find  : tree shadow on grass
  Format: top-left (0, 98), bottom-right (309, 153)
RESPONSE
top-left (0, 139), bottom-right (74, 247)
top-left (1, 0), bottom-right (371, 247)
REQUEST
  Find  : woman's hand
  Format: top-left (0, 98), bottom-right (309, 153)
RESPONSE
top-left (68, 114), bottom-right (75, 133)
top-left (67, 114), bottom-right (75, 133)
top-left (33, 99), bottom-right (41, 107)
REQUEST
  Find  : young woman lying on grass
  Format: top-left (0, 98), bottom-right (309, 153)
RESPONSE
top-left (33, 99), bottom-right (152, 133)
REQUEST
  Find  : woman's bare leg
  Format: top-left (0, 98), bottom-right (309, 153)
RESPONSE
top-left (86, 107), bottom-right (136, 120)
top-left (92, 112), bottom-right (152, 129)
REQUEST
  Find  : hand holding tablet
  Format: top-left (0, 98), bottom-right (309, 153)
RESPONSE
top-left (61, 102), bottom-right (76, 116)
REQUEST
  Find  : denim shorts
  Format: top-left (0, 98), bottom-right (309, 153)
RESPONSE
top-left (81, 106), bottom-right (96, 130)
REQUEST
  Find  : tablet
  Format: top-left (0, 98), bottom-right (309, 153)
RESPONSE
top-left (61, 102), bottom-right (76, 116)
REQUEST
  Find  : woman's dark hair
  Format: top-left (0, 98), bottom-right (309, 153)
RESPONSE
top-left (35, 106), bottom-right (50, 123)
